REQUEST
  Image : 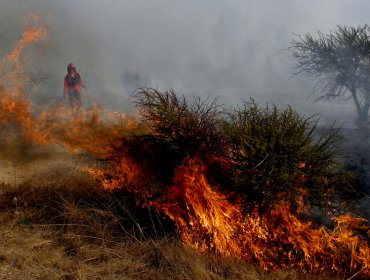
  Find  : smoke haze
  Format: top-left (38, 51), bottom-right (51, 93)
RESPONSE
top-left (1, 0), bottom-right (370, 124)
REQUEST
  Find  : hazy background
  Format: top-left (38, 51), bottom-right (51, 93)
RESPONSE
top-left (1, 0), bottom-right (370, 126)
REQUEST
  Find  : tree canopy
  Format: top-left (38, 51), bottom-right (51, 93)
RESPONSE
top-left (290, 25), bottom-right (370, 123)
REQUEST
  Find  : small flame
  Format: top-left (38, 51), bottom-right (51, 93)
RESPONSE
top-left (6, 15), bottom-right (47, 74)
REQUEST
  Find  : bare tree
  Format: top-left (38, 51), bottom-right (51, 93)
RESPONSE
top-left (290, 25), bottom-right (370, 124)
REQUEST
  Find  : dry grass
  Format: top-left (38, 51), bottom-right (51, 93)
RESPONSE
top-left (0, 224), bottom-right (340, 280)
top-left (0, 166), bottom-right (341, 280)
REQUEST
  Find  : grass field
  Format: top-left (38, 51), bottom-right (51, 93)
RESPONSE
top-left (0, 164), bottom-right (342, 280)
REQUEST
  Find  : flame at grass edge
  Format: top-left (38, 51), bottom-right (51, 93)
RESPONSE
top-left (148, 158), bottom-right (370, 276)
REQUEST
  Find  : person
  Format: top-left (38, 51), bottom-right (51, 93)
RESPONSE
top-left (63, 63), bottom-right (85, 111)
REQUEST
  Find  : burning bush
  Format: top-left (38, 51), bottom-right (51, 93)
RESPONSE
top-left (150, 158), bottom-right (370, 276)
top-left (112, 89), bottom-right (356, 212)
top-left (97, 88), bottom-right (370, 277)
top-left (106, 88), bottom-right (226, 193)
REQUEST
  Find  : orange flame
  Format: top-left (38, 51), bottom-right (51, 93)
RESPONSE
top-left (0, 14), bottom-right (48, 145)
top-left (150, 159), bottom-right (370, 276)
top-left (89, 152), bottom-right (144, 192)
top-left (0, 16), bottom-right (140, 156)
top-left (6, 15), bottom-right (47, 74)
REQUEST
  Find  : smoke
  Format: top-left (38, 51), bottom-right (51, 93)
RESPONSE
top-left (1, 0), bottom-right (369, 120)
top-left (1, 0), bottom-right (370, 195)
top-left (121, 71), bottom-right (151, 94)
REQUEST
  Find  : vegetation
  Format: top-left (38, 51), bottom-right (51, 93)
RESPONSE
top-left (0, 166), bottom-right (341, 280)
top-left (1, 16), bottom-right (367, 279)
top-left (0, 89), bottom-right (364, 279)
top-left (290, 25), bottom-right (370, 124)
top-left (124, 88), bottom-right (356, 212)
top-left (132, 88), bottom-right (225, 158)
top-left (220, 100), bottom-right (355, 210)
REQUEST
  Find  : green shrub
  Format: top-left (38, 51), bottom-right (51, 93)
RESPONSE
top-left (116, 89), bottom-right (356, 212)
top-left (132, 88), bottom-right (225, 158)
top-left (217, 99), bottom-right (355, 210)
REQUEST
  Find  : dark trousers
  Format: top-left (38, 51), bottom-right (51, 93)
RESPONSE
top-left (68, 91), bottom-right (81, 110)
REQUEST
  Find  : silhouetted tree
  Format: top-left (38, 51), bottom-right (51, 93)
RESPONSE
top-left (290, 25), bottom-right (370, 124)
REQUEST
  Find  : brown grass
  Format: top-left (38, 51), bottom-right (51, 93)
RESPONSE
top-left (0, 166), bottom-right (341, 280)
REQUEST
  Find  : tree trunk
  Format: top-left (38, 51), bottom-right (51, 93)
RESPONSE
top-left (358, 107), bottom-right (369, 123)
top-left (362, 102), bottom-right (370, 123)
top-left (351, 88), bottom-right (369, 125)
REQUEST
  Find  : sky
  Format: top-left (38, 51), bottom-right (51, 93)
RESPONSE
top-left (1, 0), bottom-right (370, 125)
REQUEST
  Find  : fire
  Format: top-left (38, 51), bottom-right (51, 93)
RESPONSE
top-left (151, 160), bottom-right (247, 256)
top-left (6, 15), bottom-right (47, 74)
top-left (89, 155), bottom-right (145, 192)
top-left (0, 15), bottom-right (140, 156)
top-left (149, 159), bottom-right (370, 276)
top-left (0, 14), bottom-right (48, 145)
top-left (2, 14), bottom-right (370, 279)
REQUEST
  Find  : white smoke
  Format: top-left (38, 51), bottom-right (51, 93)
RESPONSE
top-left (1, 0), bottom-right (369, 124)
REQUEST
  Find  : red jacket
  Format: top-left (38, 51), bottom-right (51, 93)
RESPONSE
top-left (63, 72), bottom-right (84, 97)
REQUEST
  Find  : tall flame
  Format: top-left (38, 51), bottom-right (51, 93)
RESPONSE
top-left (0, 15), bottom-right (48, 145)
top-left (150, 159), bottom-right (370, 276)
top-left (0, 15), bottom-right (140, 158)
